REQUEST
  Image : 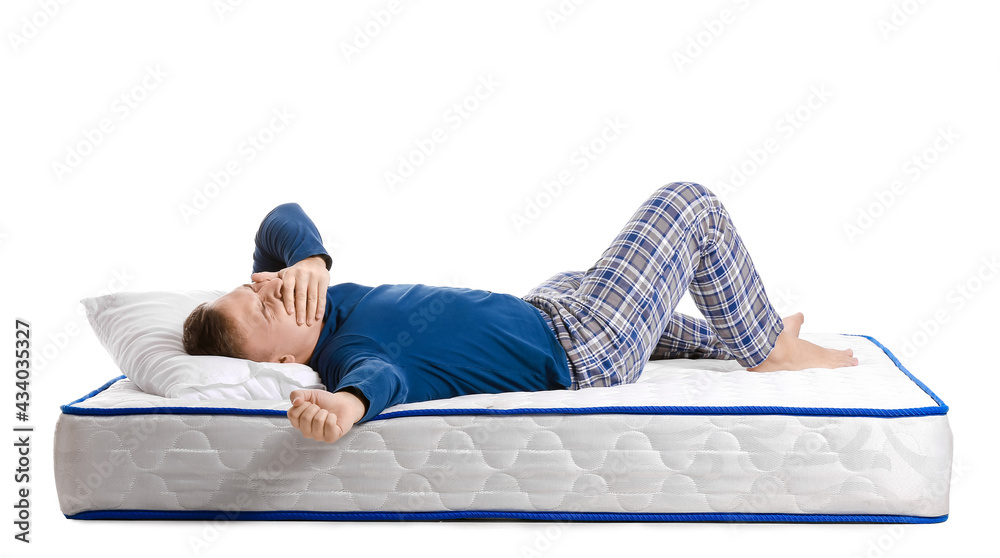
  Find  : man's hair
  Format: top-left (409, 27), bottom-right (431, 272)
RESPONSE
top-left (182, 302), bottom-right (247, 359)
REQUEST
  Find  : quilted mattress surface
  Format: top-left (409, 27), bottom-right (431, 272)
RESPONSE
top-left (53, 333), bottom-right (952, 523)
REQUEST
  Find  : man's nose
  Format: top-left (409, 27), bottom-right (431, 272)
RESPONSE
top-left (251, 279), bottom-right (273, 293)
top-left (262, 277), bottom-right (282, 297)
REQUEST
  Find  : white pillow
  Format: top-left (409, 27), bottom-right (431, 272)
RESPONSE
top-left (81, 290), bottom-right (326, 400)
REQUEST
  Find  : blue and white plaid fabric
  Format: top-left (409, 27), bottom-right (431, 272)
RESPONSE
top-left (522, 182), bottom-right (785, 390)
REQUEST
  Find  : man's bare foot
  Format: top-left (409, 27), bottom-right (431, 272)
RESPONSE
top-left (747, 312), bottom-right (859, 372)
top-left (782, 312), bottom-right (804, 338)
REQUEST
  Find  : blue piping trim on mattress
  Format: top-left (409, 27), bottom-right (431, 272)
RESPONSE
top-left (64, 509), bottom-right (948, 524)
top-left (842, 333), bottom-right (947, 407)
top-left (61, 334), bottom-right (949, 419)
top-left (63, 375), bottom-right (128, 407)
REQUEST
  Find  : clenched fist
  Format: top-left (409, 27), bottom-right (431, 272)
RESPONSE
top-left (287, 388), bottom-right (366, 443)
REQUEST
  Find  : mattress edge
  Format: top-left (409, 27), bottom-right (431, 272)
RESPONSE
top-left (60, 333), bottom-right (949, 420)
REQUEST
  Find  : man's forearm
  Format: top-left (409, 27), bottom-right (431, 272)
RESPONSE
top-left (252, 203), bottom-right (332, 274)
top-left (336, 386), bottom-right (369, 423)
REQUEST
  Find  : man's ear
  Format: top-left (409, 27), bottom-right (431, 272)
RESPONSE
top-left (277, 354), bottom-right (297, 364)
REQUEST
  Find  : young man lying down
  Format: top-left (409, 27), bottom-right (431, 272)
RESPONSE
top-left (182, 183), bottom-right (858, 444)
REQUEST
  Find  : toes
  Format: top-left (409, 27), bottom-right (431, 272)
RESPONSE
top-left (843, 349), bottom-right (858, 365)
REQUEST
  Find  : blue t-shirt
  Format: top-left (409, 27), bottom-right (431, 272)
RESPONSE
top-left (252, 203), bottom-right (572, 423)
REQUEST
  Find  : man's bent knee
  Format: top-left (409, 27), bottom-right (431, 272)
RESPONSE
top-left (655, 181), bottom-right (720, 208)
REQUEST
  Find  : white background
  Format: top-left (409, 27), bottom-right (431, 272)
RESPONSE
top-left (2, 1), bottom-right (997, 556)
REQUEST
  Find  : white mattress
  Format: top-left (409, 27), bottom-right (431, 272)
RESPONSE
top-left (53, 333), bottom-right (952, 523)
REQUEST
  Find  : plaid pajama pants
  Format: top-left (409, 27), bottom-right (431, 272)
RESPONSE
top-left (521, 181), bottom-right (785, 390)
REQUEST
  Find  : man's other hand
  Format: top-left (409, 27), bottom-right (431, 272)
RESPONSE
top-left (251, 255), bottom-right (330, 326)
top-left (287, 388), bottom-right (365, 444)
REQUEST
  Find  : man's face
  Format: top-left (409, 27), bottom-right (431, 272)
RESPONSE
top-left (210, 278), bottom-right (314, 363)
